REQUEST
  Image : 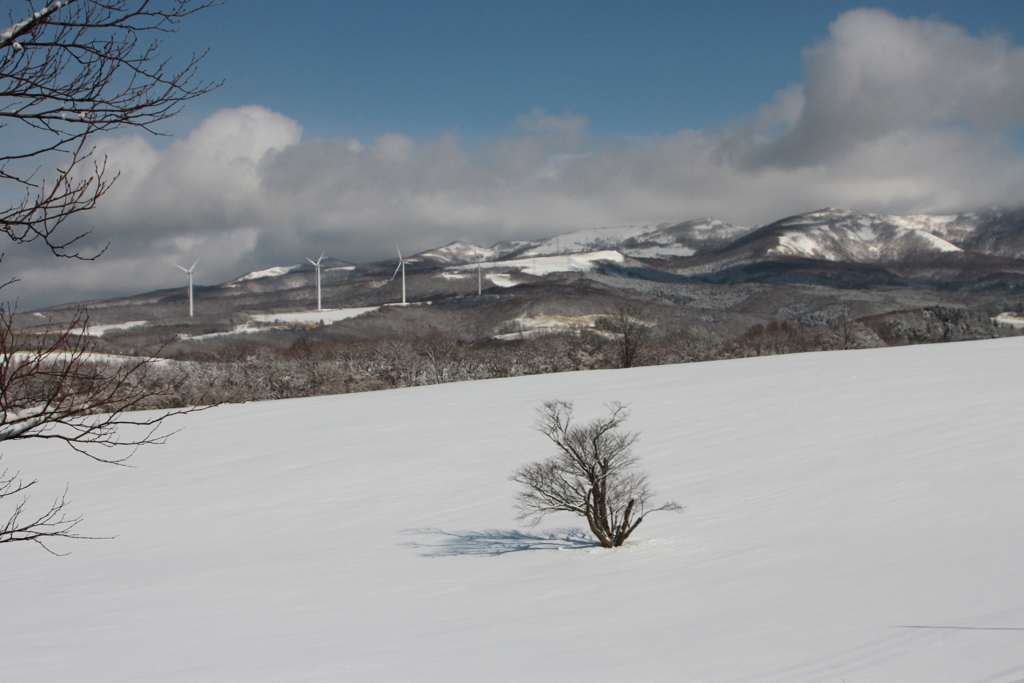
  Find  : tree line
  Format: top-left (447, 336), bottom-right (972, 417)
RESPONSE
top-left (144, 309), bottom-right (937, 406)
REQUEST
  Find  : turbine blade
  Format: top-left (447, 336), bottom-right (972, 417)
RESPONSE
top-left (396, 245), bottom-right (403, 262)
top-left (189, 259), bottom-right (198, 273)
top-left (392, 261), bottom-right (402, 280)
top-left (175, 263), bottom-right (188, 272)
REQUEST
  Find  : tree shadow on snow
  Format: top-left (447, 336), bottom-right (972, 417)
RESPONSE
top-left (400, 527), bottom-right (599, 557)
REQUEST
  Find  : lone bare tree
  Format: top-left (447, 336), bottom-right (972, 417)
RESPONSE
top-left (0, 0), bottom-right (220, 551)
top-left (598, 305), bottom-right (653, 368)
top-left (511, 400), bottom-right (681, 548)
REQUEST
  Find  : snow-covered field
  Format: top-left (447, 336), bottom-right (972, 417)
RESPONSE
top-left (454, 250), bottom-right (626, 280)
top-left (250, 307), bottom-right (379, 325)
top-left (80, 319), bottom-right (149, 336)
top-left (2, 338), bottom-right (1023, 682)
top-left (995, 313), bottom-right (1024, 329)
top-left (176, 307), bottom-right (382, 341)
top-left (493, 313), bottom-right (604, 340)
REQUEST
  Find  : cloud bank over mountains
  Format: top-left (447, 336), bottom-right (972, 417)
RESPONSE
top-left (11, 9), bottom-right (1024, 308)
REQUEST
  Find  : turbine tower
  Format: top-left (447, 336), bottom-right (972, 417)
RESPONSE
top-left (175, 260), bottom-right (198, 317)
top-left (307, 252), bottom-right (325, 311)
top-left (475, 248), bottom-right (482, 296)
top-left (392, 246), bottom-right (407, 305)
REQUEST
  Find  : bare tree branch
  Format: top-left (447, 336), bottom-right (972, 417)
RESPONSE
top-left (0, 0), bottom-right (222, 257)
top-left (0, 460), bottom-right (95, 555)
top-left (0, 304), bottom-right (209, 462)
top-left (0, 1), bottom-right (219, 555)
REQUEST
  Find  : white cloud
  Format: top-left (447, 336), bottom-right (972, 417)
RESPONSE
top-left (5, 10), bottom-right (1024, 309)
top-left (743, 8), bottom-right (1024, 167)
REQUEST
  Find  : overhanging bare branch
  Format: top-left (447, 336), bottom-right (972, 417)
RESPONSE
top-left (0, 0), bottom-right (222, 258)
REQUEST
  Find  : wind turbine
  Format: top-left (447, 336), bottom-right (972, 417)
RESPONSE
top-left (307, 252), bottom-right (325, 311)
top-left (392, 246), bottom-right (407, 305)
top-left (175, 259), bottom-right (197, 317)
top-left (475, 248), bottom-right (483, 296)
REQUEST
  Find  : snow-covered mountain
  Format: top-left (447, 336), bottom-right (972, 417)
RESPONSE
top-left (920, 208), bottom-right (1024, 259)
top-left (231, 209), bottom-right (1024, 288)
top-left (3, 338), bottom-right (1023, 681)
top-left (762, 209), bottom-right (964, 262)
top-left (415, 241), bottom-right (502, 265)
top-left (25, 207), bottom-right (1024, 326)
top-left (228, 257), bottom-right (354, 285)
top-left (512, 218), bottom-right (752, 260)
top-left (230, 264), bottom-right (305, 283)
top-left (416, 219), bottom-right (754, 267)
top-left (655, 207), bottom-right (1024, 287)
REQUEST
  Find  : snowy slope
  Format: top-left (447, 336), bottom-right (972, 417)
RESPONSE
top-left (231, 264), bottom-right (304, 282)
top-left (453, 249), bottom-right (627, 279)
top-left (518, 218), bottom-right (750, 260)
top-left (250, 307), bottom-right (379, 325)
top-left (418, 221), bottom-right (752, 268)
top-left (80, 319), bottom-right (149, 336)
top-left (416, 241), bottom-right (498, 265)
top-left (2, 339), bottom-right (1024, 682)
top-left (765, 209), bottom-right (964, 261)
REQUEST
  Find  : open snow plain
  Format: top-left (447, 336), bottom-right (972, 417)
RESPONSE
top-left (2, 338), bottom-right (1024, 682)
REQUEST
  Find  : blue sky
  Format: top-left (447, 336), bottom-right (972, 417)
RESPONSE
top-left (7, 1), bottom-right (1024, 307)
top-left (166, 0), bottom-right (1024, 141)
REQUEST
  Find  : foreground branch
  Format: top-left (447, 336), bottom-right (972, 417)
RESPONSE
top-left (0, 304), bottom-right (209, 462)
top-left (0, 0), bottom-right (221, 257)
top-left (0, 463), bottom-right (87, 554)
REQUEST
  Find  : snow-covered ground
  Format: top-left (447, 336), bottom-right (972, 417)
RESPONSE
top-left (250, 307), bottom-right (379, 325)
top-left (2, 338), bottom-right (1023, 682)
top-left (493, 313), bottom-right (603, 340)
top-left (6, 350), bottom-right (175, 366)
top-left (525, 224), bottom-right (666, 256)
top-left (176, 307), bottom-right (382, 341)
top-left (994, 313), bottom-right (1024, 328)
top-left (487, 273), bottom-right (517, 287)
top-left (230, 264), bottom-right (304, 283)
top-left (455, 250), bottom-right (626, 281)
top-left (79, 320), bottom-right (149, 337)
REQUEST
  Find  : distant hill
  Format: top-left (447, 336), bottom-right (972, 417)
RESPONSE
top-left (20, 208), bottom-right (1024, 345)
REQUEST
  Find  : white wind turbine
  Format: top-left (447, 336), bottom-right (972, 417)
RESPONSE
top-left (307, 252), bottom-right (325, 311)
top-left (392, 246), bottom-right (408, 305)
top-left (475, 248), bottom-right (483, 296)
top-left (175, 259), bottom-right (198, 317)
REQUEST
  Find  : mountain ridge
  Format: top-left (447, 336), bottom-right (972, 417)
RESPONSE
top-left (20, 207), bottom-right (1024, 340)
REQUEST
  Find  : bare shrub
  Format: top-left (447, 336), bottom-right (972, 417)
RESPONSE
top-left (511, 400), bottom-right (681, 548)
